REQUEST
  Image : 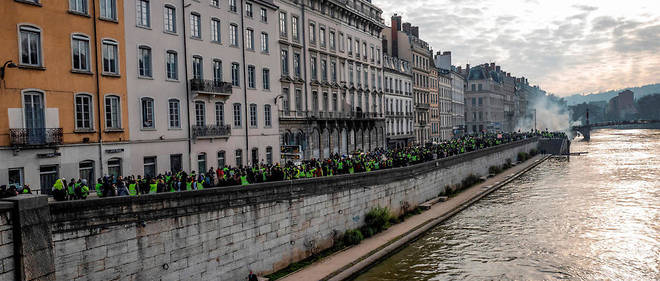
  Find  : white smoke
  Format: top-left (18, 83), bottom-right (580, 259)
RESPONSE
top-left (515, 95), bottom-right (571, 133)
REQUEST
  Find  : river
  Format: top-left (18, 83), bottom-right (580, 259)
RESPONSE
top-left (355, 129), bottom-right (659, 280)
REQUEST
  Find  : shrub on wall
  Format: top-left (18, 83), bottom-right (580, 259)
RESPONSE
top-left (517, 152), bottom-right (529, 162)
top-left (461, 174), bottom-right (482, 190)
top-left (365, 206), bottom-right (393, 233)
top-left (343, 229), bottom-right (364, 245)
top-left (489, 165), bottom-right (503, 174)
top-left (530, 148), bottom-right (538, 156)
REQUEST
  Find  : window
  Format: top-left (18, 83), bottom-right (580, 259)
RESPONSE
top-left (192, 56), bottom-right (202, 79)
top-left (266, 147), bottom-right (272, 165)
top-left (71, 34), bottom-right (90, 71)
top-left (332, 93), bottom-right (337, 112)
top-left (233, 103), bottom-right (241, 127)
top-left (229, 0), bottom-right (236, 12)
top-left (138, 46), bottom-right (152, 77)
top-left (211, 0), bottom-right (219, 7)
top-left (347, 37), bottom-right (352, 54)
top-left (249, 103), bottom-right (257, 127)
top-left (215, 102), bottom-right (224, 125)
top-left (231, 63), bottom-right (240, 86)
top-left (309, 22), bottom-right (316, 43)
top-left (171, 154), bottom-right (182, 172)
top-left (363, 42), bottom-right (367, 59)
top-left (295, 89), bottom-right (302, 111)
top-left (293, 52), bottom-right (300, 78)
top-left (69, 0), bottom-right (88, 15)
top-left (217, 151), bottom-right (226, 168)
top-left (331, 61), bottom-right (337, 82)
top-left (166, 51), bottom-right (178, 80)
top-left (195, 101), bottom-right (205, 126)
top-left (141, 97), bottom-right (154, 128)
top-left (168, 99), bottom-right (180, 128)
top-left (279, 12), bottom-right (287, 36)
top-left (319, 27), bottom-right (325, 47)
top-left (245, 28), bottom-right (254, 50)
top-left (260, 32), bottom-right (269, 52)
top-left (19, 25), bottom-right (42, 66)
top-left (107, 158), bottom-right (122, 177)
top-left (339, 33), bottom-right (344, 51)
top-left (75, 94), bottom-right (93, 130)
top-left (213, 59), bottom-right (222, 82)
top-left (211, 18), bottom-right (221, 42)
top-left (198, 153), bottom-right (207, 173)
top-left (245, 2), bottom-right (252, 17)
top-left (291, 16), bottom-right (299, 40)
top-left (264, 104), bottom-right (271, 127)
top-left (251, 148), bottom-right (258, 165)
top-left (262, 68), bottom-right (270, 90)
top-left (355, 39), bottom-right (359, 56)
top-left (229, 24), bottom-right (238, 46)
top-left (105, 95), bottom-right (121, 129)
top-left (247, 65), bottom-right (255, 88)
top-left (329, 31), bottom-right (335, 49)
top-left (260, 8), bottom-right (267, 22)
top-left (102, 39), bottom-right (119, 74)
top-left (235, 149), bottom-right (243, 167)
top-left (100, 0), bottom-right (117, 20)
top-left (136, 0), bottom-right (150, 27)
top-left (320, 59), bottom-right (327, 81)
top-left (144, 156), bottom-right (156, 178)
top-left (8, 168), bottom-right (24, 189)
top-left (310, 57), bottom-right (317, 80)
top-left (280, 49), bottom-right (289, 76)
top-left (164, 5), bottom-right (176, 33)
top-left (190, 13), bottom-right (201, 38)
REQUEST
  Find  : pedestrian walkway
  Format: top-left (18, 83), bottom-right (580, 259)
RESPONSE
top-left (280, 154), bottom-right (548, 281)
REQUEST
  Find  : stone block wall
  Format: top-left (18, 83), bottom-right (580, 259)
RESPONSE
top-left (44, 138), bottom-right (537, 280)
top-left (0, 205), bottom-right (13, 281)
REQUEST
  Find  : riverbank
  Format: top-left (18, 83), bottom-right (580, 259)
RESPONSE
top-left (279, 154), bottom-right (551, 281)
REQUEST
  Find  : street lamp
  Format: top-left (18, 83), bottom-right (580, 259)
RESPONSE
top-left (0, 60), bottom-right (18, 80)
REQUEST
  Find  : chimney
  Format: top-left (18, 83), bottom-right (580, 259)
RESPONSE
top-left (490, 62), bottom-right (495, 69)
top-left (443, 51), bottom-right (451, 56)
top-left (412, 26), bottom-right (419, 37)
top-left (506, 72), bottom-right (511, 77)
top-left (391, 15), bottom-right (401, 57)
top-left (466, 64), bottom-right (470, 75)
top-left (495, 65), bottom-right (500, 72)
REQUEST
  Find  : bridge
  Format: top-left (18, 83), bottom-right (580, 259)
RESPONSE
top-left (571, 119), bottom-right (660, 140)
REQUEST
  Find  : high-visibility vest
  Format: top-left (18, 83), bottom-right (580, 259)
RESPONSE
top-left (53, 179), bottom-right (64, 191)
top-left (240, 176), bottom-right (249, 185)
top-left (149, 183), bottom-right (158, 194)
top-left (81, 185), bottom-right (89, 198)
top-left (186, 182), bottom-right (192, 191)
top-left (95, 183), bottom-right (103, 196)
top-left (128, 184), bottom-right (137, 196)
top-left (197, 182), bottom-right (204, 190)
top-left (67, 184), bottom-right (75, 195)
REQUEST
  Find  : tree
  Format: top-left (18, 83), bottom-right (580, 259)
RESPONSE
top-left (636, 94), bottom-right (660, 120)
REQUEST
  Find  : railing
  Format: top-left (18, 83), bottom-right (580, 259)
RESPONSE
top-left (192, 124), bottom-right (231, 138)
top-left (9, 128), bottom-right (63, 146)
top-left (279, 110), bottom-right (384, 120)
top-left (190, 79), bottom-right (232, 95)
top-left (416, 103), bottom-right (430, 109)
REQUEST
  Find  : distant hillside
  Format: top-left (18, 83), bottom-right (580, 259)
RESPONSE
top-left (565, 83), bottom-right (660, 105)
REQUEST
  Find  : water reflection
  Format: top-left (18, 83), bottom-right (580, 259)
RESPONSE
top-left (356, 129), bottom-right (659, 281)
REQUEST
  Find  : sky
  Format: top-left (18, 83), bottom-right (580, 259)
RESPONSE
top-left (372, 0), bottom-right (660, 96)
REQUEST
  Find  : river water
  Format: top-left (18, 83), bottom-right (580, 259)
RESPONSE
top-left (356, 129), bottom-right (659, 280)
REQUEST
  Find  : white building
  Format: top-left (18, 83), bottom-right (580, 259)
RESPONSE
top-left (124, 0), bottom-right (190, 177)
top-left (450, 70), bottom-right (466, 135)
top-left (275, 0), bottom-right (387, 160)
top-left (438, 71), bottom-right (452, 140)
top-left (382, 54), bottom-right (414, 147)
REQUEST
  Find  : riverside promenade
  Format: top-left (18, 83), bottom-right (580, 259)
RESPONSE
top-left (280, 154), bottom-right (550, 281)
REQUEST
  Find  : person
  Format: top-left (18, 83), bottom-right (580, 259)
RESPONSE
top-left (248, 271), bottom-right (258, 281)
top-left (21, 184), bottom-right (32, 194)
top-left (79, 180), bottom-right (89, 199)
top-left (116, 176), bottom-right (129, 196)
top-left (52, 178), bottom-right (67, 201)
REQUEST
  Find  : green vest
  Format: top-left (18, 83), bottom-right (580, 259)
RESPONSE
top-left (81, 185), bottom-right (89, 198)
top-left (128, 184), bottom-right (137, 196)
top-left (240, 176), bottom-right (249, 185)
top-left (95, 183), bottom-right (103, 196)
top-left (149, 183), bottom-right (158, 194)
top-left (22, 188), bottom-right (29, 194)
top-left (186, 182), bottom-right (192, 191)
top-left (67, 184), bottom-right (75, 195)
top-left (197, 182), bottom-right (204, 190)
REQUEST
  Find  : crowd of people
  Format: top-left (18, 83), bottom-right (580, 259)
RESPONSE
top-left (48, 130), bottom-right (566, 201)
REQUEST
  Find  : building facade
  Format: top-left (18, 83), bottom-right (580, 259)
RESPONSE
top-left (276, 0), bottom-right (387, 160)
top-left (382, 53), bottom-right (413, 147)
top-left (438, 71), bottom-right (452, 140)
top-left (449, 70), bottom-right (465, 135)
top-left (0, 0), bottom-right (129, 193)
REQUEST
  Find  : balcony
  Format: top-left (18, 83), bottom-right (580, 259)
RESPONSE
top-left (9, 128), bottom-right (63, 147)
top-left (192, 124), bottom-right (231, 139)
top-left (415, 103), bottom-right (430, 110)
top-left (190, 79), bottom-right (232, 96)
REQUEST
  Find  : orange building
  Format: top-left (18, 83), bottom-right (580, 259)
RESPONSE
top-left (0, 0), bottom-right (129, 193)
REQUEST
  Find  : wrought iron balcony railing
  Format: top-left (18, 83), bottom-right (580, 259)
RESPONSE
top-left (190, 79), bottom-right (232, 96)
top-left (192, 124), bottom-right (231, 138)
top-left (9, 128), bottom-right (63, 146)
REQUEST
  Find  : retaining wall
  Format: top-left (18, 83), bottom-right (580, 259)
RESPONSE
top-left (5, 138), bottom-right (538, 281)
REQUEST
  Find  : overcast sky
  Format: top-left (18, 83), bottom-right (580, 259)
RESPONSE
top-left (373, 0), bottom-right (660, 96)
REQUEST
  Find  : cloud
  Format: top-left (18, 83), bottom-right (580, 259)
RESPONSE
top-left (372, 0), bottom-right (660, 95)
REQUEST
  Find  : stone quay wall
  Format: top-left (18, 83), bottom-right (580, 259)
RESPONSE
top-left (3, 138), bottom-right (538, 281)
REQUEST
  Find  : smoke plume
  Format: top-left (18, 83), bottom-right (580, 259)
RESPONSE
top-left (515, 95), bottom-right (572, 133)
